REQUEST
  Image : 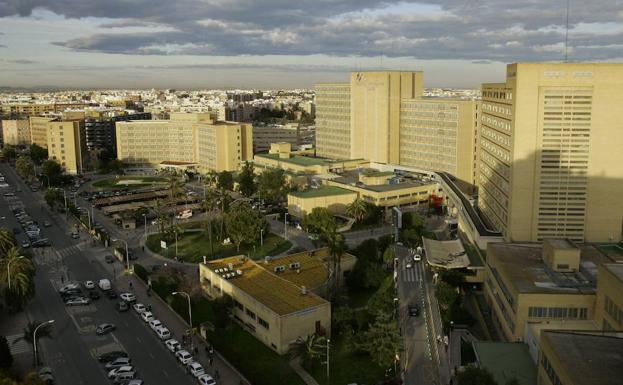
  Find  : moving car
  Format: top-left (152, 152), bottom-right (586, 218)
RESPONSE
top-left (413, 254), bottom-right (422, 262)
top-left (175, 350), bottom-right (193, 365)
top-left (164, 339), bottom-right (180, 353)
top-left (408, 304), bottom-right (420, 317)
top-left (71, 232), bottom-right (79, 239)
top-left (97, 351), bottom-right (128, 363)
top-left (96, 323), bottom-right (116, 335)
top-left (120, 292), bottom-right (136, 303)
top-left (187, 361), bottom-right (205, 378)
top-left (43, 221), bottom-right (51, 227)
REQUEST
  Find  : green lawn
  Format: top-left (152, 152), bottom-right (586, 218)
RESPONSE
top-left (146, 230), bottom-right (292, 262)
top-left (93, 176), bottom-right (167, 190)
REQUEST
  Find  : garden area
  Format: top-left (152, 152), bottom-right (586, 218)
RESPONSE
top-left (92, 176), bottom-right (167, 190)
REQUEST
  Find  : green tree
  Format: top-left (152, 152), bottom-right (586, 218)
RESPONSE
top-left (1, 146), bottom-right (16, 161)
top-left (15, 155), bottom-right (35, 179)
top-left (40, 159), bottom-right (62, 186)
top-left (0, 229), bottom-right (17, 257)
top-left (44, 189), bottom-right (63, 210)
top-left (357, 312), bottom-right (402, 369)
top-left (456, 366), bottom-right (498, 385)
top-left (367, 276), bottom-right (396, 316)
top-left (400, 227), bottom-right (423, 248)
top-left (212, 295), bottom-right (233, 329)
top-left (439, 269), bottom-right (465, 288)
top-left (204, 170), bottom-right (218, 188)
top-left (217, 170), bottom-right (234, 192)
top-left (238, 161), bottom-right (256, 197)
top-left (257, 168), bottom-right (286, 204)
top-left (202, 189), bottom-right (219, 257)
top-left (382, 247), bottom-right (396, 269)
top-left (1, 248), bottom-right (36, 309)
top-left (0, 335), bottom-right (13, 369)
top-left (325, 230), bottom-right (346, 298)
top-left (302, 207), bottom-right (337, 235)
top-left (167, 174), bottom-right (184, 202)
top-left (346, 198), bottom-right (369, 223)
top-left (28, 144), bottom-right (47, 164)
top-left (225, 201), bottom-right (267, 251)
top-left (108, 159), bottom-right (125, 175)
top-left (289, 334), bottom-right (326, 370)
top-left (435, 281), bottom-right (459, 311)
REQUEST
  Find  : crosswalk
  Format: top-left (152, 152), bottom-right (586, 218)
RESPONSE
top-left (55, 243), bottom-right (86, 259)
top-left (402, 260), bottom-right (423, 283)
top-left (5, 334), bottom-right (31, 355)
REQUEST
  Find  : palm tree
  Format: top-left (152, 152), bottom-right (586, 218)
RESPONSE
top-left (205, 170), bottom-right (218, 188)
top-left (346, 198), bottom-right (369, 223)
top-left (16, 320), bottom-right (53, 365)
top-left (289, 334), bottom-right (326, 369)
top-left (325, 230), bottom-right (346, 299)
top-left (1, 247), bottom-right (35, 306)
top-left (0, 229), bottom-right (17, 257)
top-left (202, 190), bottom-right (219, 257)
top-left (167, 174), bottom-right (184, 202)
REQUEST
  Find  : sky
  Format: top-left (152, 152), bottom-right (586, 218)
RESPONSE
top-left (1, 0), bottom-right (622, 89)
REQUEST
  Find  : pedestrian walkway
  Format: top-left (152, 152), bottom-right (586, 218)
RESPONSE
top-left (289, 357), bottom-right (320, 385)
top-left (402, 261), bottom-right (423, 283)
top-left (5, 334), bottom-right (30, 355)
top-left (118, 273), bottom-right (250, 385)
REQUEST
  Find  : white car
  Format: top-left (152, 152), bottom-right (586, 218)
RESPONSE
top-left (148, 319), bottom-right (162, 331)
top-left (414, 254), bottom-right (422, 262)
top-left (187, 361), bottom-right (205, 378)
top-left (197, 374), bottom-right (216, 385)
top-left (105, 357), bottom-right (131, 369)
top-left (120, 292), bottom-right (136, 303)
top-left (175, 350), bottom-right (193, 365)
top-left (140, 311), bottom-right (154, 323)
top-left (65, 297), bottom-right (90, 306)
top-left (84, 280), bottom-right (95, 289)
top-left (164, 339), bottom-right (180, 353)
top-left (107, 365), bottom-right (133, 379)
top-left (155, 326), bottom-right (170, 340)
top-left (133, 303), bottom-right (146, 314)
top-left (59, 283), bottom-right (80, 293)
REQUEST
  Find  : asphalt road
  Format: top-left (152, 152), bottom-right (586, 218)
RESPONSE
top-left (0, 163), bottom-right (196, 385)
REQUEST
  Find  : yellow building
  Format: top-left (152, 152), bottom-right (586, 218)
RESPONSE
top-left (315, 83), bottom-right (351, 160)
top-left (483, 239), bottom-right (614, 341)
top-left (199, 255), bottom-right (331, 354)
top-left (288, 186), bottom-right (358, 217)
top-left (46, 120), bottom-right (88, 175)
top-left (1, 103), bottom-right (55, 115)
top-left (29, 116), bottom-right (56, 148)
top-left (479, 63), bottom-right (623, 243)
top-left (537, 330), bottom-right (623, 385)
top-left (594, 263), bottom-right (623, 331)
top-left (115, 113), bottom-right (252, 172)
top-left (1, 120), bottom-right (31, 146)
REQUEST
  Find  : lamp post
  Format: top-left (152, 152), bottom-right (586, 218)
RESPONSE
top-left (142, 213), bottom-right (147, 239)
top-left (260, 228), bottom-right (264, 249)
top-left (173, 291), bottom-right (192, 351)
top-left (34, 320), bottom-right (54, 367)
top-left (284, 212), bottom-right (289, 240)
top-left (112, 238), bottom-right (130, 271)
top-left (57, 188), bottom-right (67, 217)
top-left (326, 338), bottom-right (330, 383)
top-left (7, 256), bottom-right (25, 290)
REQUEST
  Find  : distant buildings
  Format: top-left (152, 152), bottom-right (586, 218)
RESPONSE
top-left (1, 119), bottom-right (30, 146)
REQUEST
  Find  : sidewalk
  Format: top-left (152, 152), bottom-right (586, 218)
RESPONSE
top-left (118, 273), bottom-right (250, 385)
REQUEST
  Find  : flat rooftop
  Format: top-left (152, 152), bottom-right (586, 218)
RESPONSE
top-left (255, 153), bottom-right (329, 167)
top-left (542, 331), bottom-right (623, 385)
top-left (290, 185), bottom-right (356, 198)
top-left (422, 237), bottom-right (470, 269)
top-left (331, 173), bottom-right (431, 193)
top-left (204, 256), bottom-right (328, 316)
top-left (603, 263), bottom-right (623, 282)
top-left (488, 243), bottom-right (615, 295)
top-left (473, 342), bottom-right (536, 385)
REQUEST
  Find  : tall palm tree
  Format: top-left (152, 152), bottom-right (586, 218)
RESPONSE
top-left (0, 229), bottom-right (17, 257)
top-left (289, 334), bottom-right (326, 369)
top-left (325, 230), bottom-right (346, 299)
top-left (1, 247), bottom-right (35, 309)
top-left (202, 190), bottom-right (219, 257)
top-left (205, 170), bottom-right (218, 188)
top-left (167, 174), bottom-right (184, 202)
top-left (346, 198), bottom-right (369, 223)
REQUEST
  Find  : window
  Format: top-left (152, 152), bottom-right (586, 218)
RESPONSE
top-left (245, 308), bottom-right (256, 320)
top-left (233, 299), bottom-right (243, 311)
top-left (258, 317), bottom-right (269, 330)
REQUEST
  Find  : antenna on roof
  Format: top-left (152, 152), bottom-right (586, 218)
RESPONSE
top-left (564, 0), bottom-right (570, 62)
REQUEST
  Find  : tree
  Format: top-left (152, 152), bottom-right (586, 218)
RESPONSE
top-left (212, 296), bottom-right (233, 329)
top-left (0, 229), bottom-right (17, 257)
top-left (435, 281), bottom-right (459, 311)
top-left (28, 144), bottom-right (47, 164)
top-left (257, 168), bottom-right (286, 204)
top-left (0, 335), bottom-right (13, 369)
top-left (456, 366), bottom-right (498, 385)
top-left (289, 334), bottom-right (326, 369)
top-left (325, 230), bottom-right (346, 298)
top-left (44, 189), bottom-right (63, 210)
top-left (1, 248), bottom-right (36, 309)
top-left (439, 269), bottom-right (465, 288)
top-left (356, 312), bottom-right (402, 369)
top-left (302, 207), bottom-right (337, 235)
top-left (1, 146), bottom-right (16, 161)
top-left (40, 160), bottom-right (62, 186)
top-left (346, 198), bottom-right (369, 223)
top-left (167, 174), bottom-right (184, 202)
top-left (367, 276), bottom-right (396, 316)
top-left (202, 189), bottom-right (219, 257)
top-left (225, 201), bottom-right (267, 252)
top-left (15, 155), bottom-right (34, 179)
top-left (400, 228), bottom-right (423, 248)
top-left (238, 161), bottom-right (256, 197)
top-left (217, 170), bottom-right (234, 192)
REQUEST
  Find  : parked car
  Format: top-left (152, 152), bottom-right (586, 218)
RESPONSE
top-left (187, 361), bottom-right (205, 378)
top-left (132, 303), bottom-right (146, 314)
top-left (148, 319), bottom-right (162, 332)
top-left (97, 351), bottom-right (128, 363)
top-left (96, 323), bottom-right (116, 335)
top-left (175, 350), bottom-right (193, 365)
top-left (105, 357), bottom-right (131, 369)
top-left (107, 366), bottom-right (133, 379)
top-left (117, 301), bottom-right (130, 312)
top-left (59, 283), bottom-right (80, 294)
top-left (84, 280), bottom-right (95, 290)
top-left (20, 241), bottom-right (30, 248)
top-left (164, 339), bottom-right (180, 353)
top-left (98, 279), bottom-right (111, 291)
top-left (71, 232), bottom-right (79, 239)
top-left (112, 371), bottom-right (136, 384)
top-left (65, 297), bottom-right (90, 306)
top-left (140, 311), bottom-right (154, 323)
top-left (107, 290), bottom-right (118, 299)
top-left (43, 221), bottom-right (52, 227)
top-left (120, 293), bottom-right (136, 303)
top-left (197, 374), bottom-right (216, 385)
top-left (155, 326), bottom-right (170, 340)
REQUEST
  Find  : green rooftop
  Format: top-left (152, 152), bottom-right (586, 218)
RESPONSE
top-left (363, 171), bottom-right (395, 177)
top-left (473, 342), bottom-right (537, 385)
top-left (290, 186), bottom-right (356, 198)
top-left (256, 153), bottom-right (329, 167)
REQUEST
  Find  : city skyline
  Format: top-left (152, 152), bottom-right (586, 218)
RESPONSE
top-left (1, 1), bottom-right (623, 89)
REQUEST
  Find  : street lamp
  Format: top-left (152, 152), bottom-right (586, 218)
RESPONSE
top-left (56, 188), bottom-right (67, 217)
top-left (173, 291), bottom-right (193, 351)
top-left (112, 238), bottom-right (130, 271)
top-left (142, 213), bottom-right (147, 239)
top-left (326, 338), bottom-right (330, 382)
top-left (284, 212), bottom-right (289, 240)
top-left (34, 319), bottom-right (54, 367)
top-left (7, 255), bottom-right (25, 290)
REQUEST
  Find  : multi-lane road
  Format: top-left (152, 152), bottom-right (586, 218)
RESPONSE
top-left (0, 163), bottom-right (195, 385)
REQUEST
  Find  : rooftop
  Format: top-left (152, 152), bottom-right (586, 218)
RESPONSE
top-left (542, 331), bottom-right (623, 385)
top-left (204, 256), bottom-right (328, 316)
top-left (331, 172), bottom-right (431, 193)
top-left (422, 237), bottom-right (470, 269)
top-left (473, 342), bottom-right (537, 385)
top-left (487, 243), bottom-right (614, 295)
top-left (290, 185), bottom-right (356, 198)
top-left (603, 263), bottom-right (623, 283)
top-left (255, 153), bottom-right (329, 167)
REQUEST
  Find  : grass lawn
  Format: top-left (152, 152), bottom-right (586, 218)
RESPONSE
top-left (308, 334), bottom-right (385, 385)
top-left (146, 230), bottom-right (292, 262)
top-left (93, 176), bottom-right (167, 189)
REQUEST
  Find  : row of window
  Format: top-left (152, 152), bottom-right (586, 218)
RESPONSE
top-left (233, 299), bottom-right (270, 330)
top-left (528, 306), bottom-right (588, 319)
top-left (604, 296), bottom-right (623, 326)
top-left (541, 354), bottom-right (564, 385)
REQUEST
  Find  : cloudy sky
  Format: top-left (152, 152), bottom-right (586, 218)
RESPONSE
top-left (1, 0), bottom-right (622, 89)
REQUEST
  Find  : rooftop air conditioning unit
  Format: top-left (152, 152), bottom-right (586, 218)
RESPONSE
top-left (236, 270), bottom-right (243, 276)
top-left (290, 262), bottom-right (301, 270)
top-left (274, 265), bottom-right (286, 273)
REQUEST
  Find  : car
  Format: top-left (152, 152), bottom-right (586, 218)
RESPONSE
top-left (105, 255), bottom-right (115, 263)
top-left (59, 283), bottom-right (80, 294)
top-left (32, 239), bottom-right (50, 248)
top-left (38, 367), bottom-right (54, 385)
top-left (175, 350), bottom-right (193, 365)
top-left (84, 280), bottom-right (95, 289)
top-left (120, 292), bottom-right (136, 303)
top-left (105, 357), bottom-right (131, 369)
top-left (140, 311), bottom-right (154, 323)
top-left (65, 297), bottom-right (90, 306)
top-left (43, 221), bottom-right (51, 227)
top-left (20, 241), bottom-right (30, 248)
top-left (413, 254), bottom-right (422, 262)
top-left (89, 290), bottom-right (101, 300)
top-left (155, 326), bottom-right (170, 340)
top-left (96, 323), bottom-right (116, 335)
top-left (112, 371), bottom-right (136, 384)
top-left (187, 361), bottom-right (205, 377)
top-left (107, 290), bottom-right (119, 299)
top-left (71, 232), bottom-right (79, 239)
top-left (197, 374), bottom-right (217, 385)
top-left (132, 303), bottom-right (146, 314)
top-left (148, 319), bottom-right (162, 331)
top-left (108, 366), bottom-right (133, 379)
top-left (408, 304), bottom-right (420, 317)
top-left (3, 192), bottom-right (15, 197)
top-left (97, 350), bottom-right (128, 363)
top-left (164, 339), bottom-right (181, 353)
top-left (117, 301), bottom-right (130, 312)
top-left (121, 380), bottom-right (143, 385)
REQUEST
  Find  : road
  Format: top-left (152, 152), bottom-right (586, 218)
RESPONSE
top-left (0, 163), bottom-right (196, 385)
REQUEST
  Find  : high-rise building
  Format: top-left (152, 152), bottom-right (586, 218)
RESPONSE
top-left (315, 83), bottom-right (351, 160)
top-left (478, 63), bottom-right (623, 242)
top-left (46, 120), bottom-right (88, 175)
top-left (1, 119), bottom-right (31, 146)
top-left (29, 116), bottom-right (56, 148)
top-left (85, 112), bottom-right (151, 156)
top-left (115, 112), bottom-right (252, 172)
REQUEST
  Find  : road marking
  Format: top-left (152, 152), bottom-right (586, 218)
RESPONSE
top-left (149, 352), bottom-right (155, 359)
top-left (136, 337), bottom-right (141, 343)
top-left (163, 370), bottom-right (169, 378)
top-left (5, 334), bottom-right (30, 355)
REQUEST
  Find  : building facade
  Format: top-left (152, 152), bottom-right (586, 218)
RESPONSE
top-left (594, 263), bottom-right (623, 332)
top-left (1, 120), bottom-right (31, 146)
top-left (252, 124), bottom-right (299, 153)
top-left (315, 83), bottom-right (351, 160)
top-left (46, 120), bottom-right (88, 175)
top-left (85, 112), bottom-right (151, 156)
top-left (478, 63), bottom-right (623, 243)
top-left (29, 116), bottom-right (56, 148)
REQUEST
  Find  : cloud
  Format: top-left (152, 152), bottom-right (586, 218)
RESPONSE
top-left (0, 58), bottom-right (37, 64)
top-left (0, 44), bottom-right (7, 48)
